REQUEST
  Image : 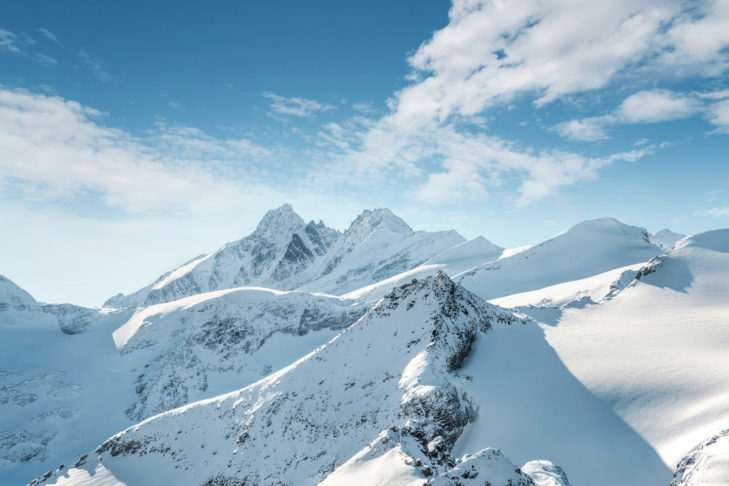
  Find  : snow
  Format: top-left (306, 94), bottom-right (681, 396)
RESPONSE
top-left (34, 274), bottom-right (561, 486)
top-left (105, 205), bottom-right (464, 307)
top-left (456, 218), bottom-right (663, 300)
top-left (452, 319), bottom-right (670, 486)
top-left (538, 230), bottom-right (729, 469)
top-left (343, 236), bottom-right (503, 302)
top-left (672, 429), bottom-right (729, 485)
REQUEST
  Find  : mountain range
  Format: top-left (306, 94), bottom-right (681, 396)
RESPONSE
top-left (2, 204), bottom-right (728, 486)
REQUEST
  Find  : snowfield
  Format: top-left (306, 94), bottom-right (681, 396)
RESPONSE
top-left (3, 206), bottom-right (729, 485)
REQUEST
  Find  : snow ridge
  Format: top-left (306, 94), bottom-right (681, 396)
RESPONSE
top-left (105, 205), bottom-right (464, 307)
top-left (33, 274), bottom-right (563, 486)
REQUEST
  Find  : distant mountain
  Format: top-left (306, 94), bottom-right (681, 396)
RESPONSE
top-left (455, 218), bottom-right (664, 300)
top-left (0, 274), bottom-right (100, 334)
top-left (649, 228), bottom-right (685, 251)
top-left (105, 205), bottom-right (465, 308)
top-left (33, 273), bottom-right (569, 486)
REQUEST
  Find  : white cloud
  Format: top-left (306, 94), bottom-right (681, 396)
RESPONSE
top-left (78, 49), bottom-right (112, 81)
top-left (695, 206), bottom-right (729, 217)
top-left (552, 117), bottom-right (610, 142)
top-left (554, 89), bottom-right (725, 141)
top-left (264, 92), bottom-right (335, 117)
top-left (707, 99), bottom-right (729, 134)
top-left (0, 89), bottom-right (278, 215)
top-left (37, 27), bottom-right (60, 45)
top-left (0, 28), bottom-right (21, 53)
top-left (617, 90), bottom-right (701, 124)
top-left (35, 53), bottom-right (58, 66)
top-left (167, 100), bottom-right (181, 110)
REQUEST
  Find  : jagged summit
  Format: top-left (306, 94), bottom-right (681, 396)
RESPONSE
top-left (348, 208), bottom-right (413, 235)
top-left (104, 205), bottom-right (464, 307)
top-left (253, 203), bottom-right (307, 236)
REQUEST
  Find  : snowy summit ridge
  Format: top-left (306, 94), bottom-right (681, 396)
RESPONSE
top-left (104, 205), bottom-right (464, 307)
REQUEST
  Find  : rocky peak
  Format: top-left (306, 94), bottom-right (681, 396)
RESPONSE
top-left (347, 208), bottom-right (412, 237)
top-left (252, 203), bottom-right (306, 239)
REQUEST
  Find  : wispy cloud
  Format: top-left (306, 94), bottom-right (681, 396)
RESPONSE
top-left (37, 27), bottom-right (61, 45)
top-left (0, 88), bottom-right (278, 215)
top-left (35, 52), bottom-right (58, 66)
top-left (264, 92), bottom-right (335, 117)
top-left (78, 49), bottom-right (112, 81)
top-left (553, 89), bottom-right (729, 141)
top-left (167, 100), bottom-right (181, 111)
top-left (695, 207), bottom-right (729, 217)
top-left (0, 28), bottom-right (21, 53)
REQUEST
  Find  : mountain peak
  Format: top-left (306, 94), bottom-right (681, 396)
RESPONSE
top-left (347, 208), bottom-right (412, 236)
top-left (254, 203), bottom-right (305, 236)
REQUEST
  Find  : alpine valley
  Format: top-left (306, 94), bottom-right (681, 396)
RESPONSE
top-left (2, 205), bottom-right (728, 486)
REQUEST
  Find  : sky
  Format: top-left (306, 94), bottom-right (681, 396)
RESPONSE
top-left (1, 0), bottom-right (728, 306)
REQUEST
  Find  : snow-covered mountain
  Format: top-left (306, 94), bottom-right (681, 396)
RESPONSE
top-left (455, 218), bottom-right (664, 300)
top-left (650, 228), bottom-right (686, 251)
top-left (105, 205), bottom-right (465, 308)
top-left (672, 428), bottom-right (729, 485)
top-left (3, 205), bottom-right (723, 486)
top-left (33, 273), bottom-right (569, 486)
top-left (0, 274), bottom-right (101, 334)
top-left (502, 229), bottom-right (729, 477)
top-left (0, 278), bottom-right (364, 483)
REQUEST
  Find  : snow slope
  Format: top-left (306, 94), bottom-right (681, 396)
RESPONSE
top-left (456, 218), bottom-right (663, 300)
top-left (343, 236), bottom-right (503, 302)
top-left (105, 205), bottom-right (464, 307)
top-left (0, 274), bottom-right (101, 334)
top-left (650, 229), bottom-right (685, 251)
top-left (0, 279), bottom-right (365, 484)
top-left (537, 229), bottom-right (729, 470)
top-left (672, 428), bottom-right (729, 485)
top-left (33, 274), bottom-right (568, 486)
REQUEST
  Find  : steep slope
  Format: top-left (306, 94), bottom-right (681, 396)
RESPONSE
top-left (105, 206), bottom-right (464, 307)
top-left (344, 236), bottom-right (503, 302)
top-left (538, 229), bottom-right (729, 470)
top-left (105, 204), bottom-right (340, 307)
top-left (0, 283), bottom-right (364, 484)
top-left (456, 218), bottom-right (663, 300)
top-left (672, 429), bottom-right (729, 486)
top-left (33, 274), bottom-right (567, 486)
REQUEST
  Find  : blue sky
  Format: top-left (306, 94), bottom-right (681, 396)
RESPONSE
top-left (1, 0), bottom-right (728, 306)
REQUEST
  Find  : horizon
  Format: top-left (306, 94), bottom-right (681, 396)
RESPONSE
top-left (2, 0), bottom-right (728, 306)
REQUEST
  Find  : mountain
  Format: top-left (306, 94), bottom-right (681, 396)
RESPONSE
top-left (455, 218), bottom-right (664, 300)
top-left (650, 228), bottom-right (685, 251)
top-left (672, 428), bottom-right (729, 485)
top-left (0, 282), bottom-right (364, 484)
top-left (0, 274), bottom-right (102, 334)
top-left (517, 229), bottom-right (729, 471)
top-left (105, 205), bottom-right (465, 308)
top-left (343, 236), bottom-right (503, 302)
top-left (32, 274), bottom-right (569, 486)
